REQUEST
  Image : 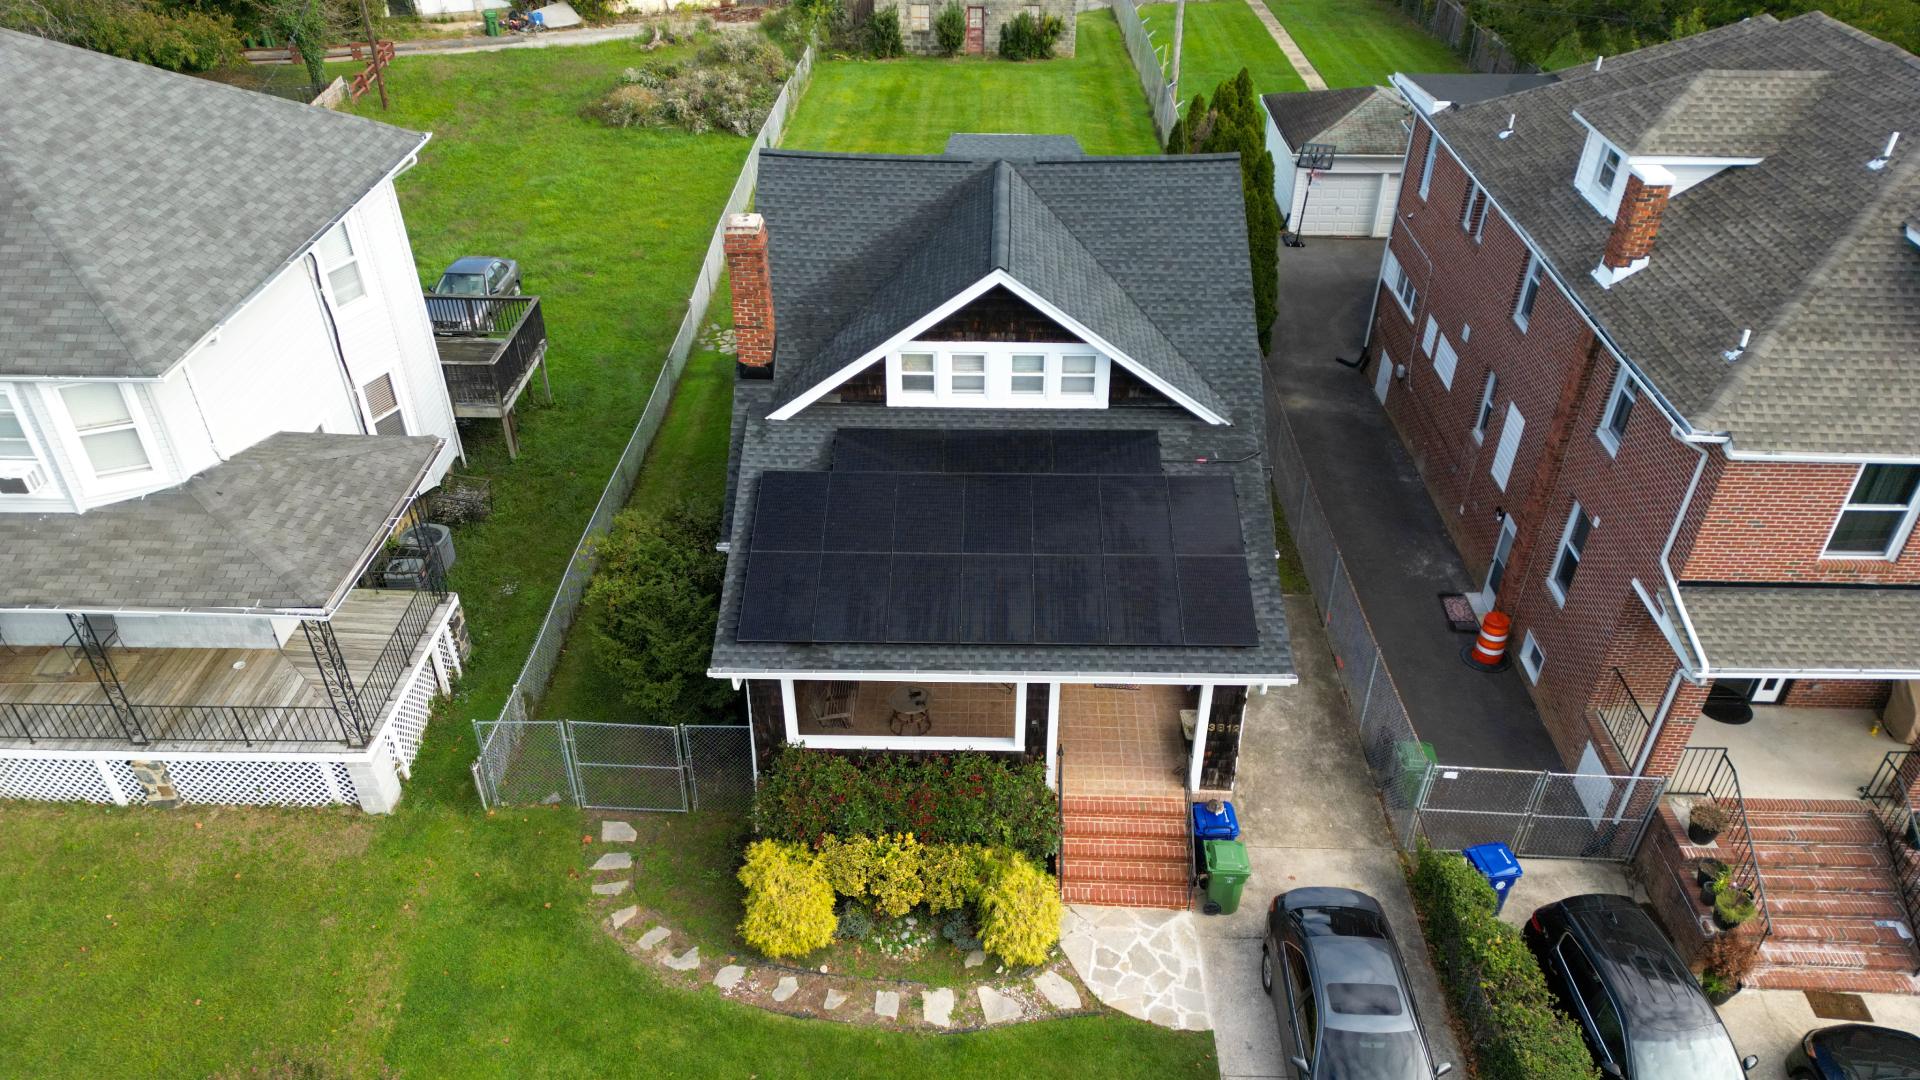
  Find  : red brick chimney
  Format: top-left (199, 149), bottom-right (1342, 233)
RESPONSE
top-left (724, 213), bottom-right (775, 376)
top-left (1601, 174), bottom-right (1671, 269)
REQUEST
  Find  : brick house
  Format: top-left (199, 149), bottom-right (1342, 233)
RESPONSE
top-left (709, 134), bottom-right (1292, 906)
top-left (876, 0), bottom-right (1076, 57)
top-left (1369, 14), bottom-right (1920, 989)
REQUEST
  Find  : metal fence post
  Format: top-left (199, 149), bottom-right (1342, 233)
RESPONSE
top-left (1510, 771), bottom-right (1552, 854)
top-left (681, 725), bottom-right (699, 811)
top-left (560, 720), bottom-right (585, 807)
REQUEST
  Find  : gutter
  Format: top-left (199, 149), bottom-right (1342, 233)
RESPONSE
top-left (708, 667), bottom-right (1300, 687)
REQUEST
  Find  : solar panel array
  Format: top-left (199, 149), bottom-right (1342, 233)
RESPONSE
top-left (736, 430), bottom-right (1259, 647)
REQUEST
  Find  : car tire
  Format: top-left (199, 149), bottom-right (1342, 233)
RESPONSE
top-left (1260, 945), bottom-right (1274, 994)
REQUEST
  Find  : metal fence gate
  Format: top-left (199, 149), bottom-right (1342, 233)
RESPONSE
top-left (1412, 765), bottom-right (1667, 860)
top-left (472, 720), bottom-right (754, 813)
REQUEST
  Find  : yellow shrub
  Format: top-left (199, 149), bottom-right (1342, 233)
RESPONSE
top-left (865, 833), bottom-right (926, 918)
top-left (920, 842), bottom-right (987, 913)
top-left (737, 840), bottom-right (836, 958)
top-left (816, 835), bottom-right (874, 898)
top-left (978, 851), bottom-right (1063, 967)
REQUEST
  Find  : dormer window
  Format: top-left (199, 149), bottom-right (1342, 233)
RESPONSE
top-left (1576, 132), bottom-right (1626, 217)
top-left (1595, 145), bottom-right (1620, 192)
top-left (885, 343), bottom-right (1110, 407)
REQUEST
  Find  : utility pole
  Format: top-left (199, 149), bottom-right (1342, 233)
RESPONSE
top-left (358, 0), bottom-right (389, 110)
top-left (1171, 0), bottom-right (1185, 101)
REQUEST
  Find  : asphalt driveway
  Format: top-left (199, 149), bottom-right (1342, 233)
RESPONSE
top-left (1264, 238), bottom-right (1561, 770)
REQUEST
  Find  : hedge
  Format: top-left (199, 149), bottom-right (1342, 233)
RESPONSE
top-left (1408, 846), bottom-right (1600, 1080)
top-left (752, 748), bottom-right (1060, 862)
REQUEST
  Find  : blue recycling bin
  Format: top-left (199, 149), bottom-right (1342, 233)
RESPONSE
top-left (1462, 842), bottom-right (1523, 914)
top-left (1191, 800), bottom-right (1240, 841)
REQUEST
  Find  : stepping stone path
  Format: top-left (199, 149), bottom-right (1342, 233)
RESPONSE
top-left (635, 926), bottom-right (670, 950)
top-left (592, 852), bottom-right (632, 871)
top-left (772, 976), bottom-right (799, 1003)
top-left (822, 989), bottom-right (848, 1011)
top-left (609, 905), bottom-right (639, 930)
top-left (873, 990), bottom-right (899, 1020)
top-left (978, 986), bottom-right (1023, 1025)
top-left (663, 946), bottom-right (700, 972)
top-left (714, 965), bottom-right (746, 990)
top-left (921, 988), bottom-right (955, 1028)
top-left (964, 950), bottom-right (986, 969)
top-left (591, 879), bottom-right (630, 896)
top-left (601, 820), bottom-right (637, 843)
top-left (1032, 970), bottom-right (1082, 1011)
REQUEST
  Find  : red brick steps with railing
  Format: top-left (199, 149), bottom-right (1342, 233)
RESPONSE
top-left (1060, 794), bottom-right (1192, 909)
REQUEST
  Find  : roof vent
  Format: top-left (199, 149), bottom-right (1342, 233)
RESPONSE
top-left (1868, 131), bottom-right (1900, 171)
top-left (1722, 328), bottom-right (1751, 363)
top-left (1593, 55), bottom-right (1604, 72)
top-left (1497, 113), bottom-right (1516, 140)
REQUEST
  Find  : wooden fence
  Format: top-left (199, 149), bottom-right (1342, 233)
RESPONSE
top-left (1395, 0), bottom-right (1531, 75)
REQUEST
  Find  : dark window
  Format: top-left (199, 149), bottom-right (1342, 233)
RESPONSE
top-left (1326, 982), bottom-right (1402, 1016)
top-left (1461, 184), bottom-right (1489, 240)
top-left (1285, 943), bottom-right (1317, 1059)
top-left (1474, 371), bottom-right (1498, 440)
top-left (1603, 375), bottom-right (1637, 447)
top-left (1596, 146), bottom-right (1621, 192)
top-left (1515, 257), bottom-right (1544, 328)
top-left (1827, 464), bottom-right (1920, 557)
top-left (1557, 938), bottom-right (1626, 1066)
top-left (1552, 505), bottom-right (1592, 600)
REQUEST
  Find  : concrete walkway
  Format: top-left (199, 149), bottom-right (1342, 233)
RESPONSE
top-left (1266, 238), bottom-right (1562, 770)
top-left (1243, 0), bottom-right (1328, 91)
top-left (1197, 595), bottom-right (1464, 1079)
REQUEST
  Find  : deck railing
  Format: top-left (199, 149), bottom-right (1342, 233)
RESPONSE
top-left (2, 700), bottom-right (354, 747)
top-left (1592, 667), bottom-right (1654, 769)
top-left (354, 578), bottom-right (449, 726)
top-left (429, 295), bottom-right (547, 410)
top-left (1668, 746), bottom-right (1772, 941)
top-left (1861, 750), bottom-right (1920, 972)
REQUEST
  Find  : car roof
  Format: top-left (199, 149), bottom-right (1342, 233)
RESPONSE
top-left (1555, 895), bottom-right (1723, 1035)
top-left (1811, 1023), bottom-right (1920, 1067)
top-left (1308, 936), bottom-right (1419, 1035)
top-left (444, 255), bottom-right (503, 273)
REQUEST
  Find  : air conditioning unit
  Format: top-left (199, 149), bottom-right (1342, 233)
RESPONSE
top-left (0, 460), bottom-right (49, 496)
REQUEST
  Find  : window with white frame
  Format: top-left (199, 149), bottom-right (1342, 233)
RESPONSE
top-left (1461, 182), bottom-right (1489, 241)
top-left (1520, 630), bottom-right (1545, 682)
top-left (1420, 315), bottom-right (1438, 356)
top-left (1382, 250), bottom-right (1418, 320)
top-left (1490, 401), bottom-right (1524, 490)
top-left (908, 2), bottom-right (930, 28)
top-left (1825, 464), bottom-right (1920, 558)
top-left (1432, 333), bottom-right (1458, 390)
top-left (59, 383), bottom-right (154, 480)
top-left (0, 389), bottom-right (51, 496)
top-left (1472, 370), bottom-right (1497, 443)
top-left (362, 373), bottom-right (407, 435)
top-left (1514, 255), bottom-right (1544, 330)
top-left (1417, 130), bottom-right (1437, 200)
top-left (1576, 132), bottom-right (1625, 217)
top-left (1596, 368), bottom-right (1637, 454)
top-left (1548, 502), bottom-right (1593, 605)
top-left (315, 222), bottom-right (367, 305)
top-left (885, 343), bottom-right (1109, 407)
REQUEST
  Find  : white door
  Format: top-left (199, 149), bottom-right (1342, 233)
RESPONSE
top-left (1474, 515), bottom-right (1518, 615)
top-left (1751, 677), bottom-right (1788, 703)
top-left (1373, 348), bottom-right (1392, 403)
top-left (1296, 172), bottom-right (1379, 236)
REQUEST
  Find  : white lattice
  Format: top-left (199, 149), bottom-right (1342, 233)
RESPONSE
top-left (386, 659), bottom-right (435, 780)
top-left (435, 626), bottom-right (463, 678)
top-left (164, 759), bottom-right (347, 807)
top-left (329, 763), bottom-right (359, 804)
top-left (0, 756), bottom-right (115, 804)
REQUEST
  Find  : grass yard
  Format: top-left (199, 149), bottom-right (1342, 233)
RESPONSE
top-left (780, 10), bottom-right (1160, 155)
top-left (1139, 0), bottom-right (1306, 104)
top-left (1261, 0), bottom-right (1465, 87)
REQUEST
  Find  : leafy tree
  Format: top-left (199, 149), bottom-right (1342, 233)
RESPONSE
top-left (251, 0), bottom-right (344, 86)
top-left (1465, 0), bottom-right (1917, 68)
top-left (1196, 70), bottom-right (1280, 353)
top-left (586, 499), bottom-right (737, 725)
top-left (1, 0), bottom-right (242, 70)
top-left (933, 0), bottom-right (965, 55)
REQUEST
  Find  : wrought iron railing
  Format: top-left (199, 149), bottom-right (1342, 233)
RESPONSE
top-left (1054, 744), bottom-right (1067, 898)
top-left (1, 700), bottom-right (353, 747)
top-left (430, 295), bottom-right (547, 409)
top-left (1592, 667), bottom-right (1653, 768)
top-left (1669, 746), bottom-right (1772, 941)
top-left (353, 579), bottom-right (448, 725)
top-left (2, 701), bottom-right (141, 744)
top-left (1860, 750), bottom-right (1920, 972)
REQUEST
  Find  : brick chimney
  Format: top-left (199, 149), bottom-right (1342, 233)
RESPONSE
top-left (724, 213), bottom-right (775, 377)
top-left (1601, 174), bottom-right (1671, 269)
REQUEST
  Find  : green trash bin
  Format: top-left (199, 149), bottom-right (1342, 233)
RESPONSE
top-left (1202, 839), bottom-right (1251, 915)
top-left (1396, 740), bottom-right (1437, 805)
top-left (483, 9), bottom-right (501, 35)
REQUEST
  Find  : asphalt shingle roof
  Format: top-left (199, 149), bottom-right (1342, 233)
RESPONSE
top-left (1680, 584), bottom-right (1920, 674)
top-left (0, 29), bottom-right (427, 379)
top-left (0, 432), bottom-right (440, 613)
top-left (1413, 13), bottom-right (1920, 456)
top-left (944, 133), bottom-right (1085, 159)
top-left (1261, 87), bottom-right (1411, 157)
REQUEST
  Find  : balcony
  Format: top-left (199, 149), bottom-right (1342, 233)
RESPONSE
top-left (428, 293), bottom-right (551, 459)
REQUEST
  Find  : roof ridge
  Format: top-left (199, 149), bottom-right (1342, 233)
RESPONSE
top-left (992, 159), bottom-right (1012, 270)
top-left (0, 154), bottom-right (146, 371)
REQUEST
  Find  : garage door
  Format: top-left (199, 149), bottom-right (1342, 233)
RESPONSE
top-left (1295, 172), bottom-right (1381, 237)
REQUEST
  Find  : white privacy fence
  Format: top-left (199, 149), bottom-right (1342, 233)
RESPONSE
top-left (1108, 0), bottom-right (1179, 144)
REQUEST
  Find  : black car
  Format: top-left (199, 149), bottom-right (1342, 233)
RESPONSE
top-left (1523, 893), bottom-right (1757, 1078)
top-left (1787, 1024), bottom-right (1920, 1079)
top-left (1261, 887), bottom-right (1454, 1080)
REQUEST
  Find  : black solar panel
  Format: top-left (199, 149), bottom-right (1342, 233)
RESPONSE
top-left (1168, 476), bottom-right (1243, 555)
top-left (1053, 430), bottom-right (1160, 474)
top-left (960, 556), bottom-right (1035, 643)
top-left (886, 553), bottom-right (964, 642)
top-left (1099, 476), bottom-right (1173, 554)
top-left (813, 552), bottom-right (890, 642)
top-left (1031, 475), bottom-right (1103, 554)
top-left (1033, 555), bottom-right (1104, 643)
top-left (736, 551), bottom-right (821, 641)
top-left (893, 474), bottom-right (967, 552)
top-left (831, 429), bottom-right (1160, 475)
top-left (1177, 557), bottom-right (1260, 646)
top-left (947, 430), bottom-right (1052, 474)
top-left (1103, 556), bottom-right (1183, 645)
top-left (751, 472), bottom-right (831, 552)
top-left (823, 473), bottom-right (898, 552)
top-left (833, 429), bottom-right (945, 472)
top-left (964, 475), bottom-right (1034, 554)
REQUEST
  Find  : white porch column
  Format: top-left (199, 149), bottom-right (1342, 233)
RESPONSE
top-left (1014, 682), bottom-right (1029, 751)
top-left (1045, 681), bottom-right (1062, 790)
top-left (780, 678), bottom-right (799, 744)
top-left (1188, 683), bottom-right (1215, 792)
top-left (347, 742), bottom-right (404, 814)
top-left (95, 760), bottom-right (130, 806)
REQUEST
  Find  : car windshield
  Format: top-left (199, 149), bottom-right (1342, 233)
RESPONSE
top-left (1318, 1029), bottom-right (1427, 1079)
top-left (1630, 1029), bottom-right (1748, 1079)
top-left (1825, 1026), bottom-right (1920, 1079)
top-left (437, 273), bottom-right (486, 295)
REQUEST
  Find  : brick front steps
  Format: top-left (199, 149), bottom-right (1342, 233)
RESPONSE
top-left (1060, 793), bottom-right (1192, 909)
top-left (1663, 800), bottom-right (1920, 994)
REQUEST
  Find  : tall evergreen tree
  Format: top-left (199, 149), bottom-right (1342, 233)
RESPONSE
top-left (1199, 69), bottom-right (1281, 353)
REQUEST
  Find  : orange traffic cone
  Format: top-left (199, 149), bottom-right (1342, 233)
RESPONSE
top-left (1465, 611), bottom-right (1512, 671)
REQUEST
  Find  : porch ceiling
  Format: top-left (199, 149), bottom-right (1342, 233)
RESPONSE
top-left (1680, 582), bottom-right (1920, 675)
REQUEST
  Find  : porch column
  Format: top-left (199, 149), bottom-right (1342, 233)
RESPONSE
top-left (346, 741), bottom-right (404, 813)
top-left (1045, 681), bottom-right (1061, 790)
top-left (779, 678), bottom-right (799, 744)
top-left (1188, 683), bottom-right (1215, 792)
top-left (1637, 677), bottom-right (1710, 780)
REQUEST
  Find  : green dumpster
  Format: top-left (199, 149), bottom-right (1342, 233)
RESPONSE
top-left (483, 9), bottom-right (501, 35)
top-left (1396, 740), bottom-right (1437, 804)
top-left (1202, 839), bottom-right (1251, 915)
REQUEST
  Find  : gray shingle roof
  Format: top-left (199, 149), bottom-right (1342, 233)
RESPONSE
top-left (944, 133), bottom-right (1085, 159)
top-left (0, 29), bottom-right (427, 379)
top-left (755, 149), bottom-right (1232, 421)
top-left (1680, 583), bottom-right (1920, 674)
top-left (0, 432), bottom-right (440, 614)
top-left (1573, 68), bottom-right (1829, 157)
top-left (1261, 87), bottom-right (1411, 157)
top-left (1413, 13), bottom-right (1920, 456)
top-left (1400, 72), bottom-right (1560, 108)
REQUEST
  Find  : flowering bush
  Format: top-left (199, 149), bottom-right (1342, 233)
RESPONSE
top-left (977, 851), bottom-right (1063, 967)
top-left (737, 840), bottom-right (836, 958)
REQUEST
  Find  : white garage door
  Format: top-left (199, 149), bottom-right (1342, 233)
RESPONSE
top-left (1295, 172), bottom-right (1382, 237)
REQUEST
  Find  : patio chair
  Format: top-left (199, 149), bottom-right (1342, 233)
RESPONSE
top-left (809, 681), bottom-right (854, 729)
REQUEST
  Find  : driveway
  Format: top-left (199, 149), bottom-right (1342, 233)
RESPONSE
top-left (1198, 595), bottom-right (1465, 1079)
top-left (1265, 239), bottom-right (1561, 770)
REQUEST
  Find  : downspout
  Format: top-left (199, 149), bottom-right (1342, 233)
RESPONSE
top-left (1631, 667), bottom-right (1685, 775)
top-left (307, 252), bottom-right (369, 435)
top-left (1661, 432), bottom-right (1712, 681)
top-left (179, 361), bottom-right (227, 463)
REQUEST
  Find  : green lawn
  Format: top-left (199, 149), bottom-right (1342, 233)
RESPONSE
top-left (780, 10), bottom-right (1161, 155)
top-left (1262, 0), bottom-right (1465, 87)
top-left (1140, 0), bottom-right (1306, 105)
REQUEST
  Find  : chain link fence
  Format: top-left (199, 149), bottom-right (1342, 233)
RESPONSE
top-left (473, 720), bottom-right (754, 812)
top-left (1109, 0), bottom-right (1179, 144)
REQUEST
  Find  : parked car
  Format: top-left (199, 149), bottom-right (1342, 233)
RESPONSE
top-left (1523, 893), bottom-right (1757, 1078)
top-left (1786, 1023), bottom-right (1920, 1079)
top-left (1261, 887), bottom-right (1454, 1080)
top-left (427, 256), bottom-right (521, 334)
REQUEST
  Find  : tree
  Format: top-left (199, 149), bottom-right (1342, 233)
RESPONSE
top-left (586, 499), bottom-right (738, 725)
top-left (933, 0), bottom-right (965, 55)
top-left (1197, 69), bottom-right (1281, 353)
top-left (1, 0), bottom-right (242, 70)
top-left (251, 0), bottom-right (345, 86)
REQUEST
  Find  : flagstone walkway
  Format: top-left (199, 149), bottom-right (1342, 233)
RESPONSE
top-left (1059, 904), bottom-right (1211, 1031)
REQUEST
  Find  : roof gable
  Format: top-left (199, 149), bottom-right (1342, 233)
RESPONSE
top-left (1262, 87), bottom-right (1411, 157)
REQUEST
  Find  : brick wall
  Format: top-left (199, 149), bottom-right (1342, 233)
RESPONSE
top-left (1780, 678), bottom-right (1894, 711)
top-left (1684, 460), bottom-right (1920, 583)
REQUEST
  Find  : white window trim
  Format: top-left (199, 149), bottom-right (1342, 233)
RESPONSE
top-left (1461, 182), bottom-right (1489, 242)
top-left (1575, 131), bottom-right (1627, 219)
top-left (1547, 501), bottom-right (1590, 608)
top-left (1595, 367), bottom-right (1638, 456)
top-left (1514, 255), bottom-right (1544, 331)
top-left (1471, 370), bottom-right (1497, 444)
top-left (884, 342), bottom-right (1110, 407)
top-left (361, 373), bottom-right (410, 435)
top-left (1490, 401), bottom-right (1524, 491)
top-left (0, 386), bottom-right (58, 499)
top-left (1431, 333), bottom-right (1457, 390)
top-left (1383, 250), bottom-right (1418, 321)
top-left (1820, 463), bottom-right (1920, 561)
top-left (1520, 630), bottom-right (1545, 683)
top-left (43, 382), bottom-right (162, 497)
top-left (315, 220), bottom-right (369, 308)
top-left (1420, 315), bottom-right (1438, 357)
top-left (1417, 129), bottom-right (1437, 200)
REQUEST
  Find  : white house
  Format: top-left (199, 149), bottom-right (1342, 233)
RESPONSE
top-left (0, 30), bottom-right (469, 812)
top-left (1260, 86), bottom-right (1412, 237)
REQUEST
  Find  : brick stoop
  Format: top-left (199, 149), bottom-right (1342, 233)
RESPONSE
top-left (1671, 800), bottom-right (1920, 995)
top-left (1060, 793), bottom-right (1192, 910)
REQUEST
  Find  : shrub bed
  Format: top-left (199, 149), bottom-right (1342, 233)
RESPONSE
top-left (998, 11), bottom-right (1063, 59)
top-left (752, 747), bottom-right (1060, 862)
top-left (1408, 846), bottom-right (1600, 1080)
top-left (592, 35), bottom-right (793, 135)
